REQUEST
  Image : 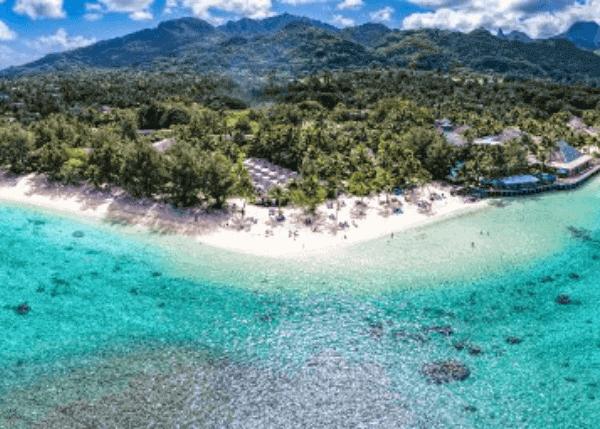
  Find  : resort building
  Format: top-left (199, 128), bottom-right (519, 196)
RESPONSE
top-left (546, 140), bottom-right (594, 178)
top-left (243, 157), bottom-right (302, 200)
top-left (434, 118), bottom-right (469, 147)
top-left (434, 118), bottom-right (454, 133)
top-left (472, 128), bottom-right (525, 146)
top-left (472, 136), bottom-right (502, 145)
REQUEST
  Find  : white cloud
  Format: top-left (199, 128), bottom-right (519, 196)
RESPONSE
top-left (85, 0), bottom-right (154, 22)
top-left (370, 6), bottom-right (394, 22)
top-left (332, 14), bottom-right (355, 27)
top-left (84, 13), bottom-right (103, 20)
top-left (164, 0), bottom-right (275, 22)
top-left (84, 2), bottom-right (103, 11)
top-left (0, 20), bottom-right (18, 41)
top-left (130, 9), bottom-right (153, 20)
top-left (280, 0), bottom-right (326, 4)
top-left (401, 0), bottom-right (600, 39)
top-left (0, 44), bottom-right (40, 70)
top-left (336, 0), bottom-right (363, 10)
top-left (13, 0), bottom-right (67, 20)
top-left (25, 28), bottom-right (97, 53)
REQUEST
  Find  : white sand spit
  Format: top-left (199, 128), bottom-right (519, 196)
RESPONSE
top-left (0, 171), bottom-right (488, 259)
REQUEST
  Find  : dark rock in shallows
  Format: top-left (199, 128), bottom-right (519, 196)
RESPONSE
top-left (453, 341), bottom-right (467, 351)
top-left (52, 277), bottom-right (68, 286)
top-left (464, 405), bottom-right (477, 413)
top-left (569, 273), bottom-right (580, 279)
top-left (72, 231), bottom-right (85, 238)
top-left (392, 330), bottom-right (426, 343)
top-left (370, 322), bottom-right (384, 339)
top-left (556, 295), bottom-right (571, 305)
top-left (421, 360), bottom-right (470, 385)
top-left (424, 326), bottom-right (453, 336)
top-left (506, 336), bottom-right (522, 344)
top-left (16, 302), bottom-right (30, 315)
top-left (469, 346), bottom-right (482, 356)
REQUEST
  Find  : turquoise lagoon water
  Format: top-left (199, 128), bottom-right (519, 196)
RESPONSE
top-left (0, 179), bottom-right (599, 427)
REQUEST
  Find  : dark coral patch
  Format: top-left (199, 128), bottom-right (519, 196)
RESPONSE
top-left (506, 336), bottom-right (522, 344)
top-left (469, 346), bottom-right (482, 356)
top-left (421, 360), bottom-right (470, 384)
top-left (556, 295), bottom-right (571, 305)
top-left (424, 326), bottom-right (453, 336)
top-left (15, 302), bottom-right (30, 315)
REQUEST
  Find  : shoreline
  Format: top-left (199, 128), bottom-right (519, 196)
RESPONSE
top-left (0, 171), bottom-right (490, 259)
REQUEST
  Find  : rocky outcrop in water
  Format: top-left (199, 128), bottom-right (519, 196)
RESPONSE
top-left (392, 330), bottom-right (427, 343)
top-left (506, 336), bottom-right (522, 344)
top-left (421, 360), bottom-right (470, 385)
top-left (424, 326), bottom-right (453, 336)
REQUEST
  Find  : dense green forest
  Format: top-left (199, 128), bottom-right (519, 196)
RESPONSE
top-left (1, 65), bottom-right (599, 216)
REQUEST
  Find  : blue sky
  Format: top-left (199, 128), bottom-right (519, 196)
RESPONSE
top-left (0, 0), bottom-right (596, 70)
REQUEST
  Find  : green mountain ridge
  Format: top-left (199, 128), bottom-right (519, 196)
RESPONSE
top-left (2, 14), bottom-right (600, 89)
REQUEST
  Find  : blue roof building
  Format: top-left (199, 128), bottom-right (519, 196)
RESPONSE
top-left (546, 140), bottom-right (593, 177)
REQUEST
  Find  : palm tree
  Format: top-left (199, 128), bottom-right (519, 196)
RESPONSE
top-left (373, 167), bottom-right (395, 205)
top-left (348, 170), bottom-right (371, 204)
top-left (267, 184), bottom-right (286, 215)
top-left (229, 153), bottom-right (256, 218)
top-left (289, 175), bottom-right (327, 223)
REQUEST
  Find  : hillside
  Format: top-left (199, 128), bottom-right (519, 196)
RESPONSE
top-left (2, 14), bottom-right (600, 89)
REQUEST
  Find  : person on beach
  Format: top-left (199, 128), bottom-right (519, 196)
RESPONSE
top-left (472, 242), bottom-right (475, 248)
top-left (391, 233), bottom-right (394, 239)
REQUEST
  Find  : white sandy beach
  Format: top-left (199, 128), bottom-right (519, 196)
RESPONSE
top-left (0, 171), bottom-right (489, 259)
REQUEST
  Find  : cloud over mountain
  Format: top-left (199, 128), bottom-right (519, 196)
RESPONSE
top-left (401, 0), bottom-right (600, 40)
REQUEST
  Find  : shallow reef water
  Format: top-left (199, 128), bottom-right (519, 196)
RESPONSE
top-left (0, 180), bottom-right (600, 428)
